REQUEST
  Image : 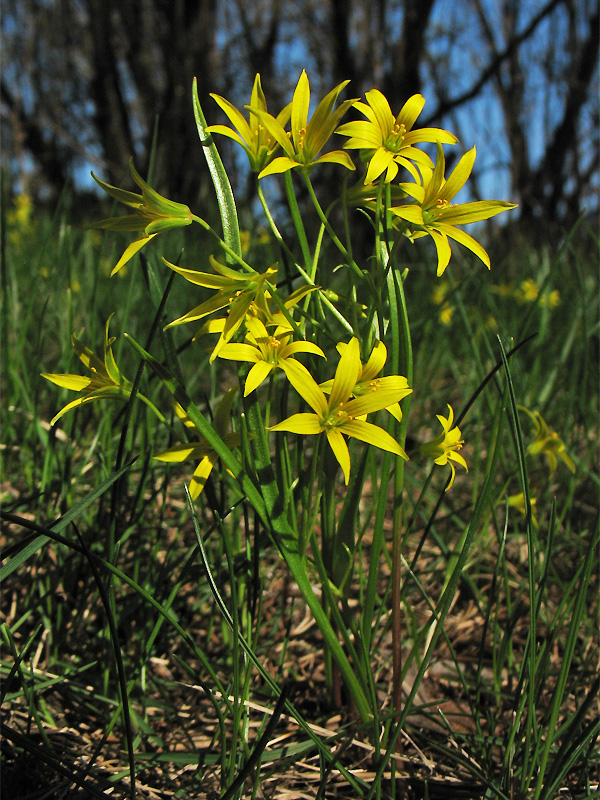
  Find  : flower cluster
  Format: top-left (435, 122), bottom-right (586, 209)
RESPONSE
top-left (210, 72), bottom-right (515, 275)
top-left (42, 70), bottom-right (525, 496)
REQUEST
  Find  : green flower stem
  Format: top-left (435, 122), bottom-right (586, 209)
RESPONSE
top-left (257, 179), bottom-right (355, 335)
top-left (190, 214), bottom-right (254, 273)
top-left (303, 173), bottom-right (365, 282)
top-left (125, 334), bottom-right (374, 724)
top-left (292, 264), bottom-right (355, 336)
top-left (299, 433), bottom-right (322, 557)
top-left (256, 183), bottom-right (299, 269)
top-left (383, 187), bottom-right (413, 717)
top-left (319, 449), bottom-right (344, 707)
top-left (284, 171), bottom-right (312, 274)
top-left (135, 392), bottom-right (168, 425)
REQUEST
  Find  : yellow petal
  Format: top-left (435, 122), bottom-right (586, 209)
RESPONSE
top-left (112, 235), bottom-right (156, 276)
top-left (41, 373), bottom-right (92, 391)
top-left (329, 337), bottom-right (361, 410)
top-left (291, 70), bottom-right (310, 151)
top-left (342, 419), bottom-right (408, 459)
top-left (361, 341), bottom-right (387, 381)
top-left (365, 89), bottom-right (395, 135)
top-left (189, 455), bottom-right (217, 500)
top-left (258, 156), bottom-right (299, 178)
top-left (442, 225), bottom-right (490, 268)
top-left (314, 151), bottom-right (356, 170)
top-left (439, 200), bottom-right (517, 225)
top-left (217, 343), bottom-right (261, 363)
top-left (439, 147), bottom-right (476, 202)
top-left (397, 93), bottom-right (426, 130)
top-left (346, 387), bottom-right (411, 417)
top-left (428, 229), bottom-right (452, 276)
top-left (285, 341), bottom-right (326, 358)
top-left (269, 412), bottom-right (323, 434)
top-left (209, 94), bottom-right (254, 143)
top-left (365, 148), bottom-right (395, 184)
top-left (326, 429), bottom-right (351, 484)
top-left (244, 360), bottom-right (274, 395)
top-left (282, 360), bottom-right (327, 416)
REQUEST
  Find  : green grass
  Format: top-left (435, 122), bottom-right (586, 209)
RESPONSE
top-left (1, 185), bottom-right (598, 799)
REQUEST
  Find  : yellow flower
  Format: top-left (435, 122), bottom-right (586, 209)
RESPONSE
top-left (91, 159), bottom-right (192, 275)
top-left (516, 279), bottom-right (561, 308)
top-left (319, 339), bottom-right (411, 421)
top-left (506, 492), bottom-right (538, 528)
top-left (438, 305), bottom-right (455, 326)
top-left (7, 193), bottom-right (34, 246)
top-left (518, 278), bottom-right (540, 302)
top-left (336, 89), bottom-right (457, 184)
top-left (391, 144), bottom-right (517, 276)
top-left (163, 256), bottom-right (277, 362)
top-left (491, 282), bottom-right (515, 298)
top-left (200, 280), bottom-right (316, 338)
top-left (41, 317), bottom-right (158, 426)
top-left (217, 316), bottom-right (325, 396)
top-left (419, 404), bottom-right (467, 489)
top-left (251, 70), bottom-right (357, 178)
top-left (431, 279), bottom-right (455, 325)
top-left (154, 389), bottom-right (241, 500)
top-left (540, 289), bottom-right (561, 309)
top-left (206, 73), bottom-right (292, 173)
top-left (269, 338), bottom-right (409, 484)
top-left (520, 407), bottom-right (575, 475)
top-left (10, 193), bottom-right (33, 227)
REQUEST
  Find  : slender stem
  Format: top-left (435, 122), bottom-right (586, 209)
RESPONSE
top-left (382, 181), bottom-right (413, 721)
top-left (191, 214), bottom-right (254, 273)
top-left (256, 182), bottom-right (299, 269)
top-left (284, 171), bottom-right (312, 271)
top-left (302, 173), bottom-right (365, 281)
top-left (299, 433), bottom-right (322, 557)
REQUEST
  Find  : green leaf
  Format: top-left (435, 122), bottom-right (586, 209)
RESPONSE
top-left (0, 459), bottom-right (137, 581)
top-left (192, 78), bottom-right (241, 263)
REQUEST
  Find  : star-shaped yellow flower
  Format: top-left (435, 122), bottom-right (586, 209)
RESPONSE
top-left (319, 339), bottom-right (411, 421)
top-left (163, 256), bottom-right (277, 361)
top-left (270, 338), bottom-right (409, 484)
top-left (91, 159), bottom-right (192, 275)
top-left (206, 73), bottom-right (292, 174)
top-left (419, 404), bottom-right (467, 489)
top-left (336, 89), bottom-right (457, 184)
top-left (217, 316), bottom-right (325, 396)
top-left (41, 317), bottom-right (157, 425)
top-left (251, 70), bottom-right (358, 178)
top-left (391, 144), bottom-right (517, 275)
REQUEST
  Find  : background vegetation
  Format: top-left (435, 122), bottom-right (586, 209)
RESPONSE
top-left (1, 0), bottom-right (598, 234)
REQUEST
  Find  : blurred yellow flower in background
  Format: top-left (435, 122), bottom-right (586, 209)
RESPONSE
top-left (520, 406), bottom-right (575, 475)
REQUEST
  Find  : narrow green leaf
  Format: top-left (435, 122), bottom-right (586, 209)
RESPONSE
top-left (192, 78), bottom-right (242, 263)
top-left (0, 458), bottom-right (136, 581)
